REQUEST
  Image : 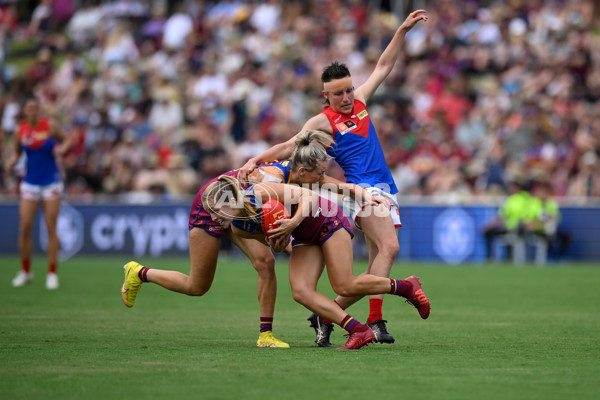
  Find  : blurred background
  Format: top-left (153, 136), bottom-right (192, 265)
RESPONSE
top-left (0, 0), bottom-right (599, 263)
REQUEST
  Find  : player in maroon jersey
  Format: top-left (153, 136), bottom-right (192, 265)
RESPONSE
top-left (200, 175), bottom-right (430, 350)
top-left (238, 10), bottom-right (429, 346)
top-left (120, 130), bottom-right (389, 348)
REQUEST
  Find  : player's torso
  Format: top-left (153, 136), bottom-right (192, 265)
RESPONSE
top-left (18, 119), bottom-right (61, 184)
top-left (19, 119), bottom-right (54, 153)
top-left (321, 100), bottom-right (398, 194)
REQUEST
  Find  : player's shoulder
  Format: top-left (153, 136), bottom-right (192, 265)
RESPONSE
top-left (304, 113), bottom-right (333, 134)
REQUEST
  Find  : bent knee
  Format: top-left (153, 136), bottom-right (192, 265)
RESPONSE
top-left (186, 285), bottom-right (210, 296)
top-left (252, 255), bottom-right (275, 274)
top-left (291, 287), bottom-right (313, 305)
top-left (330, 283), bottom-right (354, 298)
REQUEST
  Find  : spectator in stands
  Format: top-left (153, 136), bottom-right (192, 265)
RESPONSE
top-left (0, 0), bottom-right (599, 205)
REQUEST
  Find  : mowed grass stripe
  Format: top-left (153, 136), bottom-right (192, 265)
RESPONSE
top-left (0, 256), bottom-right (598, 400)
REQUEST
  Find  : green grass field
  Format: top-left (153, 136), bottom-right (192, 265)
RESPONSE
top-left (1, 255), bottom-right (598, 400)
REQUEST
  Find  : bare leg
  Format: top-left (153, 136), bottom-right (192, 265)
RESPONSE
top-left (334, 205), bottom-right (399, 309)
top-left (41, 198), bottom-right (61, 269)
top-left (227, 231), bottom-right (276, 318)
top-left (18, 198), bottom-right (40, 265)
top-left (289, 244), bottom-right (349, 325)
top-left (145, 228), bottom-right (220, 295)
top-left (322, 229), bottom-right (393, 297)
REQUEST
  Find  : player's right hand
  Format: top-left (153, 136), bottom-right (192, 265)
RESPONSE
top-left (237, 158), bottom-right (257, 183)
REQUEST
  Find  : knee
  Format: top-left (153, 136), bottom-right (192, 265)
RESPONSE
top-left (378, 240), bottom-right (399, 261)
top-left (330, 282), bottom-right (354, 297)
top-left (252, 254), bottom-right (275, 277)
top-left (291, 286), bottom-right (312, 306)
top-left (186, 283), bottom-right (211, 296)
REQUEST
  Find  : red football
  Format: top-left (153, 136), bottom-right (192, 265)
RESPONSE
top-left (261, 200), bottom-right (289, 237)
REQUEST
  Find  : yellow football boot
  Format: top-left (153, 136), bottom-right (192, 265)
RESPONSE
top-left (121, 261), bottom-right (144, 307)
top-left (256, 331), bottom-right (290, 348)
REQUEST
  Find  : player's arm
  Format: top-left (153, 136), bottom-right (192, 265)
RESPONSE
top-left (318, 175), bottom-right (393, 207)
top-left (356, 10), bottom-right (428, 103)
top-left (238, 115), bottom-right (332, 181)
top-left (5, 130), bottom-right (22, 175)
top-left (254, 182), bottom-right (319, 240)
top-left (50, 119), bottom-right (72, 156)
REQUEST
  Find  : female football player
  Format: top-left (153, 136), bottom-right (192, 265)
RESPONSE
top-left (200, 174), bottom-right (430, 350)
top-left (120, 130), bottom-right (387, 348)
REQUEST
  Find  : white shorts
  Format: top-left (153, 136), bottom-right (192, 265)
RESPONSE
top-left (343, 187), bottom-right (402, 231)
top-left (20, 181), bottom-right (64, 201)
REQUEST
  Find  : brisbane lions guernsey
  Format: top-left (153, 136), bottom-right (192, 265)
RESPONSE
top-left (18, 118), bottom-right (61, 185)
top-left (321, 99), bottom-right (398, 194)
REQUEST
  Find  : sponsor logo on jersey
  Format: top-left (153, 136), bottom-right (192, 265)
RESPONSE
top-left (357, 110), bottom-right (368, 120)
top-left (335, 120), bottom-right (357, 135)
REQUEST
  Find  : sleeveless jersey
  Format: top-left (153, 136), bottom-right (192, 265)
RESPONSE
top-left (18, 118), bottom-right (61, 185)
top-left (322, 99), bottom-right (398, 194)
top-left (189, 162), bottom-right (293, 235)
top-left (232, 185), bottom-right (353, 246)
top-left (256, 160), bottom-right (292, 184)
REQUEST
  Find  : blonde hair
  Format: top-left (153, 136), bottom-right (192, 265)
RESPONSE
top-left (290, 130), bottom-right (333, 171)
top-left (201, 175), bottom-right (259, 222)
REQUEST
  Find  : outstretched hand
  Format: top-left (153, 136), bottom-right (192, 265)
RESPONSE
top-left (400, 9), bottom-right (428, 32)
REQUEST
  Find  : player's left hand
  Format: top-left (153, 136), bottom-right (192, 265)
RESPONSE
top-left (400, 9), bottom-right (428, 32)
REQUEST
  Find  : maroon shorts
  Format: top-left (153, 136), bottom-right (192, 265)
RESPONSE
top-left (291, 196), bottom-right (354, 247)
top-left (188, 170), bottom-right (239, 237)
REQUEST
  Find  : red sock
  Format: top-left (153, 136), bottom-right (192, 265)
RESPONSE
top-left (48, 262), bottom-right (57, 274)
top-left (323, 300), bottom-right (344, 325)
top-left (367, 298), bottom-right (383, 323)
top-left (22, 259), bottom-right (31, 273)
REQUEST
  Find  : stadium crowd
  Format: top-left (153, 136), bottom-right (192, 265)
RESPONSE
top-left (1, 0), bottom-right (599, 203)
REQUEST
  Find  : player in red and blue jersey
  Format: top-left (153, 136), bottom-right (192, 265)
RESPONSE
top-left (201, 175), bottom-right (430, 350)
top-left (239, 10), bottom-right (430, 345)
top-left (6, 98), bottom-right (71, 290)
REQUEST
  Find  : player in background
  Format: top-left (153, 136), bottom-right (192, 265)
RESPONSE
top-left (239, 10), bottom-right (429, 345)
top-left (120, 130), bottom-right (387, 348)
top-left (6, 97), bottom-right (72, 290)
top-left (201, 175), bottom-right (430, 350)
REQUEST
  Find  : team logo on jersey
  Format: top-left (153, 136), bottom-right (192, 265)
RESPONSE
top-left (357, 110), bottom-right (368, 120)
top-left (335, 120), bottom-right (357, 135)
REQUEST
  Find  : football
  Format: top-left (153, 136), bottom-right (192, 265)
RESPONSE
top-left (261, 200), bottom-right (289, 237)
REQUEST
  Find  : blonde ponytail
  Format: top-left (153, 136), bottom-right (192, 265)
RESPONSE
top-left (290, 130), bottom-right (333, 171)
top-left (202, 175), bottom-right (259, 221)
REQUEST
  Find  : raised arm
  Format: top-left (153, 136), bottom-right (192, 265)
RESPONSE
top-left (50, 119), bottom-right (72, 156)
top-left (356, 10), bottom-right (428, 103)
